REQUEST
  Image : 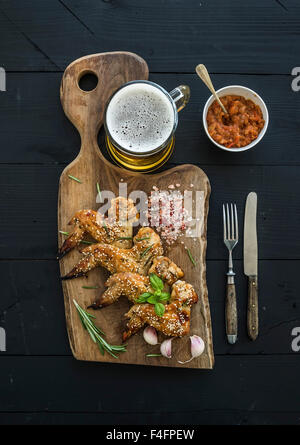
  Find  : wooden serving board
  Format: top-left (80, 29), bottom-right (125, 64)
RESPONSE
top-left (58, 52), bottom-right (214, 369)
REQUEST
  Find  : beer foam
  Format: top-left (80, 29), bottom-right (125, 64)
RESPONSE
top-left (106, 83), bottom-right (175, 153)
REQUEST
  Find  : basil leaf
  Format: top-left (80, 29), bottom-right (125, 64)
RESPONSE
top-left (159, 292), bottom-right (171, 302)
top-left (136, 292), bottom-right (152, 303)
top-left (147, 294), bottom-right (159, 304)
top-left (149, 273), bottom-right (164, 291)
top-left (155, 302), bottom-right (165, 317)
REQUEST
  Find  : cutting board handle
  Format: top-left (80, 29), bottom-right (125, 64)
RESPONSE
top-left (60, 52), bottom-right (149, 161)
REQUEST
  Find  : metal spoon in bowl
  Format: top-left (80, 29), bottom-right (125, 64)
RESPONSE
top-left (195, 64), bottom-right (228, 114)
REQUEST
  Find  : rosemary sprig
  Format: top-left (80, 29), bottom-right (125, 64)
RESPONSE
top-left (59, 231), bottom-right (94, 245)
top-left (68, 174), bottom-right (82, 183)
top-left (73, 299), bottom-right (127, 358)
top-left (59, 230), bottom-right (69, 236)
top-left (118, 236), bottom-right (133, 240)
top-left (140, 243), bottom-right (154, 259)
top-left (82, 285), bottom-right (100, 289)
top-left (103, 220), bottom-right (109, 236)
top-left (135, 236), bottom-right (150, 242)
top-left (96, 182), bottom-right (102, 201)
top-left (146, 353), bottom-right (162, 357)
top-left (186, 248), bottom-right (197, 267)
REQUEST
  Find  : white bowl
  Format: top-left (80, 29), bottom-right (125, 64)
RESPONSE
top-left (202, 85), bottom-right (269, 152)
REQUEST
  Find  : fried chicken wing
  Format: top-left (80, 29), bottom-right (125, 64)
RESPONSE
top-left (122, 280), bottom-right (198, 341)
top-left (130, 227), bottom-right (163, 272)
top-left (149, 256), bottom-right (184, 286)
top-left (61, 227), bottom-right (163, 280)
top-left (89, 273), bottom-right (152, 309)
top-left (58, 197), bottom-right (138, 258)
top-left (61, 244), bottom-right (140, 279)
top-left (169, 280), bottom-right (198, 306)
top-left (59, 195), bottom-right (199, 347)
top-left (90, 256), bottom-right (184, 309)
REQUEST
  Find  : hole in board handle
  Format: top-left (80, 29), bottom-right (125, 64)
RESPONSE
top-left (78, 71), bottom-right (99, 92)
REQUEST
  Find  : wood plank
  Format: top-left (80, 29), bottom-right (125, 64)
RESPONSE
top-left (0, 73), bottom-right (299, 165)
top-left (0, 410), bottom-right (299, 425)
top-left (0, 165), bottom-right (299, 260)
top-left (0, 73), bottom-right (80, 164)
top-left (0, 356), bottom-right (299, 413)
top-left (0, 10), bottom-right (55, 71)
top-left (0, 0), bottom-right (299, 73)
top-left (0, 261), bottom-right (69, 356)
top-left (57, 52), bottom-right (213, 368)
top-left (1, 260), bottom-right (299, 356)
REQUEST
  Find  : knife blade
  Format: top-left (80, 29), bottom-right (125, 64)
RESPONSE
top-left (244, 192), bottom-right (258, 340)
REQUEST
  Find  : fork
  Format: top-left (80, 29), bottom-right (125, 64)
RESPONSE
top-left (223, 203), bottom-right (238, 344)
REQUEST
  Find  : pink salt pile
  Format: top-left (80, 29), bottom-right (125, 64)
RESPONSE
top-left (148, 188), bottom-right (192, 245)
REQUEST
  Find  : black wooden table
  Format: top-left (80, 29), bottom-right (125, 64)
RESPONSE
top-left (0, 0), bottom-right (300, 425)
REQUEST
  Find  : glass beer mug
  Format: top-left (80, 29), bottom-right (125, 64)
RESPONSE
top-left (104, 80), bottom-right (190, 172)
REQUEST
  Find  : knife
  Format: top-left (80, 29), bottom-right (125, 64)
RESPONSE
top-left (244, 192), bottom-right (259, 340)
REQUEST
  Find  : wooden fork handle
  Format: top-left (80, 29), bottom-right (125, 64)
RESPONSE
top-left (225, 282), bottom-right (238, 344)
top-left (247, 275), bottom-right (259, 341)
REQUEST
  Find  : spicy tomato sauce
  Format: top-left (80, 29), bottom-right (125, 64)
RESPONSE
top-left (206, 95), bottom-right (264, 148)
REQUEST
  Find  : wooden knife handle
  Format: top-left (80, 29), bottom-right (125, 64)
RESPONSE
top-left (247, 276), bottom-right (259, 340)
top-left (225, 283), bottom-right (237, 344)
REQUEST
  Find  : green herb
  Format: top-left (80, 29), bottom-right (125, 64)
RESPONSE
top-left (147, 294), bottom-right (159, 304)
top-left (154, 302), bottom-right (165, 317)
top-left (186, 248), bottom-right (197, 267)
top-left (68, 174), bottom-right (82, 183)
top-left (102, 220), bottom-right (109, 236)
top-left (136, 292), bottom-right (152, 303)
top-left (117, 236), bottom-right (133, 240)
top-left (135, 273), bottom-right (170, 317)
top-left (159, 292), bottom-right (171, 302)
top-left (82, 285), bottom-right (100, 289)
top-left (96, 183), bottom-right (102, 201)
top-left (73, 300), bottom-right (126, 358)
top-left (149, 273), bottom-right (164, 291)
top-left (146, 353), bottom-right (162, 358)
top-left (59, 231), bottom-right (94, 245)
top-left (140, 244), bottom-right (154, 259)
top-left (135, 236), bottom-right (150, 242)
top-left (59, 230), bottom-right (69, 236)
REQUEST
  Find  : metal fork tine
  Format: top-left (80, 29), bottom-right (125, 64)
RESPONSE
top-left (231, 203), bottom-right (234, 240)
top-left (234, 203), bottom-right (238, 241)
top-left (223, 203), bottom-right (238, 242)
top-left (226, 203), bottom-right (230, 239)
top-left (223, 204), bottom-right (226, 240)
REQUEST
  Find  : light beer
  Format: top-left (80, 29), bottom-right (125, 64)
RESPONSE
top-left (104, 81), bottom-right (190, 172)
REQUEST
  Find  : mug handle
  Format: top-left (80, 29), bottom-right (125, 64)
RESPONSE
top-left (169, 85), bottom-right (191, 112)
